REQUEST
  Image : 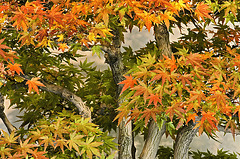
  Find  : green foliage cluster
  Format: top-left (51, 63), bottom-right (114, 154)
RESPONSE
top-left (0, 110), bottom-right (117, 159)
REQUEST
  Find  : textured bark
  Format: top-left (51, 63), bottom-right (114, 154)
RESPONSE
top-left (40, 82), bottom-right (91, 118)
top-left (154, 24), bottom-right (172, 58)
top-left (0, 93), bottom-right (16, 134)
top-left (139, 24), bottom-right (171, 158)
top-left (118, 116), bottom-right (133, 159)
top-left (102, 28), bottom-right (133, 159)
top-left (174, 120), bottom-right (200, 159)
top-left (140, 120), bottom-right (166, 159)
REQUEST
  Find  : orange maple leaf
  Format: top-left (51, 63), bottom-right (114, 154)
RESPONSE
top-left (147, 93), bottom-right (162, 106)
top-left (118, 75), bottom-right (137, 94)
top-left (113, 107), bottom-right (130, 126)
top-left (195, 2), bottom-right (212, 22)
top-left (26, 78), bottom-right (45, 94)
top-left (7, 63), bottom-right (24, 75)
top-left (139, 108), bottom-right (160, 126)
top-left (0, 38), bottom-right (11, 60)
top-left (186, 113), bottom-right (197, 124)
top-left (201, 111), bottom-right (218, 131)
top-left (58, 43), bottom-right (68, 52)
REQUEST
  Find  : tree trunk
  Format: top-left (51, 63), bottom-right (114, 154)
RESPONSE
top-left (140, 120), bottom-right (166, 159)
top-left (102, 27), bottom-right (133, 159)
top-left (154, 24), bottom-right (172, 58)
top-left (118, 116), bottom-right (133, 159)
top-left (139, 24), bottom-right (171, 158)
top-left (174, 121), bottom-right (199, 159)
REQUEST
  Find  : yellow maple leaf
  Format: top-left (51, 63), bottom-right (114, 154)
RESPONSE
top-left (57, 34), bottom-right (64, 42)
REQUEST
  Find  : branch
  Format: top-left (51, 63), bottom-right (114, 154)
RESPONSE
top-left (40, 82), bottom-right (91, 119)
top-left (218, 125), bottom-right (240, 136)
top-left (0, 93), bottom-right (17, 134)
top-left (18, 75), bottom-right (91, 119)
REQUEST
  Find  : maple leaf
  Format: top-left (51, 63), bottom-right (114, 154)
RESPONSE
top-left (58, 43), bottom-right (68, 52)
top-left (139, 108), bottom-right (160, 126)
top-left (7, 63), bottom-right (24, 75)
top-left (80, 136), bottom-right (103, 159)
top-left (185, 53), bottom-right (205, 69)
top-left (188, 90), bottom-right (206, 104)
top-left (225, 119), bottom-right (237, 140)
top-left (209, 90), bottom-right (229, 108)
top-left (46, 5), bottom-right (63, 28)
top-left (220, 1), bottom-right (238, 17)
top-left (178, 73), bottom-right (194, 89)
top-left (39, 136), bottom-right (55, 151)
top-left (166, 101), bottom-right (185, 121)
top-left (12, 7), bottom-right (29, 31)
top-left (26, 77), bottom-right (45, 94)
top-left (0, 146), bottom-right (12, 159)
top-left (8, 153), bottom-right (24, 159)
top-left (16, 138), bottom-right (38, 157)
top-left (74, 118), bottom-right (98, 135)
top-left (163, 54), bottom-right (177, 72)
top-left (147, 93), bottom-right (162, 106)
top-left (233, 105), bottom-right (240, 122)
top-left (186, 113), bottom-right (197, 125)
top-left (0, 38), bottom-right (11, 60)
top-left (150, 69), bottom-right (171, 86)
top-left (54, 139), bottom-right (68, 153)
top-left (57, 34), bottom-right (64, 42)
top-left (159, 11), bottom-right (177, 29)
top-left (67, 132), bottom-right (85, 154)
top-left (1, 130), bottom-right (19, 145)
top-left (128, 108), bottom-right (141, 123)
top-left (133, 67), bottom-right (151, 81)
top-left (132, 80), bottom-right (151, 103)
top-left (195, 2), bottom-right (212, 22)
top-left (31, 148), bottom-right (48, 159)
top-left (195, 111), bottom-right (218, 135)
top-left (113, 107), bottom-right (130, 126)
top-left (118, 75), bottom-right (137, 94)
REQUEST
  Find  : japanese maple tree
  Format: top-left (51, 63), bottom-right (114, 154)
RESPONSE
top-left (0, 0), bottom-right (239, 159)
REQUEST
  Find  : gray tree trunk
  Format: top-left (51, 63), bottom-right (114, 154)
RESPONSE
top-left (102, 28), bottom-right (133, 159)
top-left (174, 121), bottom-right (199, 159)
top-left (139, 24), bottom-right (171, 158)
top-left (140, 120), bottom-right (166, 159)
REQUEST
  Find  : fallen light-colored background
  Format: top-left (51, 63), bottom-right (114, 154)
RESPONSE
top-left (1, 26), bottom-right (240, 157)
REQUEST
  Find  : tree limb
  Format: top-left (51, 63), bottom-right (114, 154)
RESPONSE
top-left (0, 93), bottom-right (17, 134)
top-left (139, 23), bottom-right (171, 158)
top-left (40, 82), bottom-right (91, 119)
top-left (218, 125), bottom-right (240, 136)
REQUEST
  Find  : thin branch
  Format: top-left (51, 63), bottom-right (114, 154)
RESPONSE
top-left (218, 125), bottom-right (240, 136)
